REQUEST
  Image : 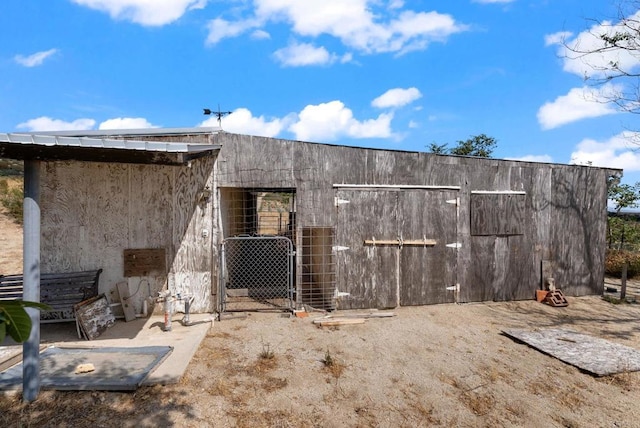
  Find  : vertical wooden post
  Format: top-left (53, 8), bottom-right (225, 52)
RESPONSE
top-left (22, 160), bottom-right (41, 402)
top-left (621, 262), bottom-right (628, 300)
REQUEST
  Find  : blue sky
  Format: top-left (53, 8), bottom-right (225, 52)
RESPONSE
top-left (1, 0), bottom-right (639, 184)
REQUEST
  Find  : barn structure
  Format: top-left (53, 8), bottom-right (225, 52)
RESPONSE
top-left (0, 128), bottom-right (621, 315)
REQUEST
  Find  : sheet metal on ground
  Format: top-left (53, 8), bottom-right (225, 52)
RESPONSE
top-left (503, 328), bottom-right (640, 376)
top-left (0, 345), bottom-right (172, 391)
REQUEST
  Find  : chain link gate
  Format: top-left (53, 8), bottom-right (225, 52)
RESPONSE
top-left (219, 236), bottom-right (294, 313)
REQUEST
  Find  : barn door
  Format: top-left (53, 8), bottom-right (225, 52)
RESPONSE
top-left (336, 188), bottom-right (458, 309)
top-left (335, 190), bottom-right (399, 309)
top-left (399, 190), bottom-right (458, 305)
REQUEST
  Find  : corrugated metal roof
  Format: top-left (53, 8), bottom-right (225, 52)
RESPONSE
top-left (27, 127), bottom-right (221, 137)
top-left (0, 132), bottom-right (220, 153)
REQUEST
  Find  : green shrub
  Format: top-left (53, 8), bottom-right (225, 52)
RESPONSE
top-left (0, 181), bottom-right (23, 224)
top-left (605, 250), bottom-right (640, 278)
top-left (0, 158), bottom-right (24, 177)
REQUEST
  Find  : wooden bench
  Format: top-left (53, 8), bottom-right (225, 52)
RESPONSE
top-left (0, 269), bottom-right (102, 323)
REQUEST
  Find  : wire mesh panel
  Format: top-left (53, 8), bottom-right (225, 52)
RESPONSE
top-left (300, 227), bottom-right (336, 310)
top-left (220, 236), bottom-right (294, 312)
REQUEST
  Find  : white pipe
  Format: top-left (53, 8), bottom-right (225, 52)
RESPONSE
top-left (471, 190), bottom-right (526, 194)
top-left (333, 184), bottom-right (460, 190)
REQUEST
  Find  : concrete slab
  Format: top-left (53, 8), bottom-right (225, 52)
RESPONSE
top-left (0, 346), bottom-right (173, 391)
top-left (0, 313), bottom-right (214, 390)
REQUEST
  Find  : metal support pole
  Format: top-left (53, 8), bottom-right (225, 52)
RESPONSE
top-left (621, 262), bottom-right (628, 300)
top-left (22, 160), bottom-right (41, 402)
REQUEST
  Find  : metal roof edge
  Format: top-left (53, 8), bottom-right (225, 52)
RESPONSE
top-left (0, 133), bottom-right (220, 153)
top-left (25, 127), bottom-right (222, 137)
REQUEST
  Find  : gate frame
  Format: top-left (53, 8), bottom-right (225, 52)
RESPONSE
top-left (218, 235), bottom-right (295, 313)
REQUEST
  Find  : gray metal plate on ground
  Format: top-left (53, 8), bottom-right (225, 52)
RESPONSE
top-left (503, 328), bottom-right (640, 376)
top-left (0, 345), bottom-right (172, 391)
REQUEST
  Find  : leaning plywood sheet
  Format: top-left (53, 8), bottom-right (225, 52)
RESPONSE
top-left (0, 345), bottom-right (172, 391)
top-left (75, 294), bottom-right (115, 340)
top-left (503, 328), bottom-right (640, 376)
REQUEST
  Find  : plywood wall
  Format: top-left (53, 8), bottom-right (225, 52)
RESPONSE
top-left (40, 157), bottom-right (216, 314)
top-left (216, 134), bottom-right (615, 308)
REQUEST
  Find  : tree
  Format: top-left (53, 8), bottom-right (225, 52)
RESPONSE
top-left (428, 134), bottom-right (497, 158)
top-left (607, 181), bottom-right (640, 249)
top-left (609, 181), bottom-right (640, 213)
top-left (427, 142), bottom-right (449, 154)
top-left (561, 1), bottom-right (640, 116)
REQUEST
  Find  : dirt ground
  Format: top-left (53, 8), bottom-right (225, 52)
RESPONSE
top-left (3, 213), bottom-right (640, 427)
top-left (0, 196), bottom-right (22, 275)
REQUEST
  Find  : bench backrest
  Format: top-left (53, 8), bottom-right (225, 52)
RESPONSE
top-left (0, 269), bottom-right (102, 313)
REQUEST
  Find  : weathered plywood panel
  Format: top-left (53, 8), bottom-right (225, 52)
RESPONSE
top-left (399, 190), bottom-right (458, 305)
top-left (217, 134), bottom-right (295, 188)
top-left (171, 157), bottom-right (215, 312)
top-left (468, 234), bottom-right (535, 301)
top-left (470, 194), bottom-right (525, 236)
top-left (550, 167), bottom-right (607, 295)
top-left (41, 159), bottom-right (216, 314)
top-left (336, 190), bottom-right (399, 309)
top-left (41, 162), bottom-right (88, 272)
top-left (504, 329), bottom-right (640, 376)
top-left (128, 164), bottom-right (173, 249)
top-left (41, 162), bottom-right (129, 285)
top-left (75, 294), bottom-right (116, 340)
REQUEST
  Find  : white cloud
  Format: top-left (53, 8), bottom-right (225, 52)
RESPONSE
top-left (17, 116), bottom-right (96, 132)
top-left (200, 108), bottom-right (288, 137)
top-left (99, 117), bottom-right (157, 129)
top-left (544, 31), bottom-right (572, 47)
top-left (537, 85), bottom-right (619, 129)
top-left (14, 49), bottom-right (58, 67)
top-left (196, 101), bottom-right (398, 142)
top-left (548, 11), bottom-right (640, 80)
top-left (206, 17), bottom-right (259, 45)
top-left (71, 0), bottom-right (206, 26)
top-left (273, 42), bottom-right (339, 67)
top-left (251, 29), bottom-right (271, 40)
top-left (288, 100), bottom-right (394, 142)
top-left (372, 87), bottom-right (422, 108)
top-left (506, 154), bottom-right (554, 163)
top-left (207, 1), bottom-right (467, 55)
top-left (570, 131), bottom-right (640, 171)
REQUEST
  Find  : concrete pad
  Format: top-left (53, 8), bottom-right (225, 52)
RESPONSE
top-left (0, 313), bottom-right (214, 389)
top-left (1, 346), bottom-right (173, 391)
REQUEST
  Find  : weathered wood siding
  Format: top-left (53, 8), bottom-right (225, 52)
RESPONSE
top-left (336, 190), bottom-right (399, 309)
top-left (40, 157), bottom-right (216, 314)
top-left (399, 190), bottom-right (458, 306)
top-left (216, 134), bottom-right (615, 309)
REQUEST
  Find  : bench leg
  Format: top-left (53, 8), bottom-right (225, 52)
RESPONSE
top-left (76, 318), bottom-right (83, 339)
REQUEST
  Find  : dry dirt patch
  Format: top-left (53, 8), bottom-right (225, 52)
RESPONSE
top-left (3, 296), bottom-right (640, 427)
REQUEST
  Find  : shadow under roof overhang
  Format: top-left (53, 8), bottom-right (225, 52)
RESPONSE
top-left (0, 133), bottom-right (220, 166)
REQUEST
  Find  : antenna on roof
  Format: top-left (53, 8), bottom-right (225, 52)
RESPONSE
top-left (203, 105), bottom-right (232, 128)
